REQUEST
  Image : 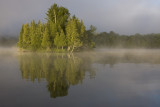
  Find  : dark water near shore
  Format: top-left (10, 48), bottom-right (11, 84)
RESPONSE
top-left (1, 48), bottom-right (160, 107)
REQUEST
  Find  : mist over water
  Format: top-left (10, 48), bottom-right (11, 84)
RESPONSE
top-left (1, 48), bottom-right (160, 107)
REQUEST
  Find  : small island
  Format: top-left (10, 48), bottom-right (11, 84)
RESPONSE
top-left (18, 3), bottom-right (160, 53)
top-left (18, 3), bottom-right (95, 52)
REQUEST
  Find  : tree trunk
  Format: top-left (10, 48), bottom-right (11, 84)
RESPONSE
top-left (67, 46), bottom-right (70, 51)
top-left (71, 46), bottom-right (75, 53)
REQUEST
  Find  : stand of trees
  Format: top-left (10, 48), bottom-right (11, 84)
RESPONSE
top-left (18, 3), bottom-right (160, 50)
top-left (18, 3), bottom-right (95, 52)
top-left (93, 31), bottom-right (160, 48)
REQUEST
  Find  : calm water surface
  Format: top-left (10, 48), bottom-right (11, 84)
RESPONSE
top-left (1, 49), bottom-right (160, 107)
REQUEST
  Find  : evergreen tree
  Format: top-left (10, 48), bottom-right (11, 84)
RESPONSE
top-left (46, 3), bottom-right (70, 31)
top-left (59, 30), bottom-right (67, 50)
top-left (54, 32), bottom-right (60, 49)
top-left (18, 24), bottom-right (24, 48)
top-left (66, 19), bottom-right (82, 52)
top-left (18, 3), bottom-right (94, 52)
top-left (48, 21), bottom-right (57, 46)
top-left (79, 20), bottom-right (87, 46)
top-left (23, 23), bottom-right (30, 49)
top-left (30, 20), bottom-right (36, 49)
top-left (41, 27), bottom-right (51, 50)
top-left (36, 20), bottom-right (42, 49)
top-left (80, 20), bottom-right (85, 35)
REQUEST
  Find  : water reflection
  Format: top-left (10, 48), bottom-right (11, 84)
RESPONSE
top-left (18, 53), bottom-right (95, 98)
top-left (18, 50), bottom-right (160, 99)
top-left (2, 50), bottom-right (160, 106)
top-left (92, 51), bottom-right (160, 66)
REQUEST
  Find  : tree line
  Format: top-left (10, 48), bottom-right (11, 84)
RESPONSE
top-left (18, 3), bottom-right (160, 50)
top-left (0, 36), bottom-right (17, 47)
top-left (93, 31), bottom-right (160, 48)
top-left (18, 3), bottom-right (95, 52)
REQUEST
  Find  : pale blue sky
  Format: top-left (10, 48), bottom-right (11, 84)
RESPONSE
top-left (0, 0), bottom-right (160, 36)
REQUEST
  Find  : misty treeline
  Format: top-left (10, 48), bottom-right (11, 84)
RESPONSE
top-left (93, 31), bottom-right (160, 48)
top-left (18, 3), bottom-right (95, 52)
top-left (0, 36), bottom-right (18, 47)
top-left (17, 3), bottom-right (160, 51)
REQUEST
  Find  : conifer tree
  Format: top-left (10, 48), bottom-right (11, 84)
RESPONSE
top-left (18, 24), bottom-right (24, 48)
top-left (48, 21), bottom-right (57, 46)
top-left (30, 20), bottom-right (36, 49)
top-left (36, 20), bottom-right (42, 49)
top-left (41, 23), bottom-right (46, 33)
top-left (66, 19), bottom-right (82, 52)
top-left (18, 3), bottom-right (94, 52)
top-left (41, 27), bottom-right (51, 50)
top-left (79, 20), bottom-right (86, 45)
top-left (54, 32), bottom-right (60, 49)
top-left (46, 3), bottom-right (70, 31)
top-left (80, 20), bottom-right (85, 36)
top-left (23, 23), bottom-right (30, 49)
top-left (59, 30), bottom-right (67, 50)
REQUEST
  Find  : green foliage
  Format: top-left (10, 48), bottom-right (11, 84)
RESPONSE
top-left (54, 32), bottom-right (60, 48)
top-left (46, 4), bottom-right (70, 31)
top-left (22, 23), bottom-right (30, 49)
top-left (18, 3), bottom-right (94, 52)
top-left (94, 32), bottom-right (160, 48)
top-left (66, 19), bottom-right (82, 52)
top-left (48, 21), bottom-right (57, 42)
top-left (36, 20), bottom-right (42, 48)
top-left (18, 24), bottom-right (24, 48)
top-left (59, 30), bottom-right (67, 49)
top-left (30, 20), bottom-right (36, 50)
top-left (54, 30), bottom-right (67, 50)
top-left (41, 27), bottom-right (51, 49)
top-left (18, 3), bottom-right (160, 51)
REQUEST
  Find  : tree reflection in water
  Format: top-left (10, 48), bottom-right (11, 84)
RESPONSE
top-left (18, 50), bottom-right (160, 98)
top-left (18, 53), bottom-right (95, 98)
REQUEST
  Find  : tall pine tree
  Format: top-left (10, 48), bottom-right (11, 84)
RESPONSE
top-left (18, 24), bottom-right (24, 48)
top-left (23, 23), bottom-right (30, 49)
top-left (41, 27), bottom-right (51, 50)
top-left (54, 32), bottom-right (60, 49)
top-left (59, 30), bottom-right (67, 50)
top-left (66, 19), bottom-right (82, 52)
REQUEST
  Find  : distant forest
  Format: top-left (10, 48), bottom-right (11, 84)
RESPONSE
top-left (14, 3), bottom-right (160, 50)
top-left (0, 36), bottom-right (18, 47)
top-left (93, 31), bottom-right (160, 48)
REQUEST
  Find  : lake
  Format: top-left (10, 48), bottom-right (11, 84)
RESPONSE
top-left (1, 48), bottom-right (160, 107)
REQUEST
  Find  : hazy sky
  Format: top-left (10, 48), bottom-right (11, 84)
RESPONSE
top-left (1, 0), bottom-right (160, 36)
